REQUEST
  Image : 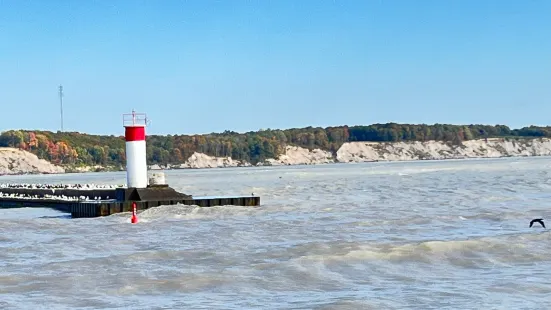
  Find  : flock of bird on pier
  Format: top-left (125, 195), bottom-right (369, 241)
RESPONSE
top-left (0, 183), bottom-right (122, 202)
top-left (0, 192), bottom-right (111, 202)
top-left (0, 183), bottom-right (123, 190)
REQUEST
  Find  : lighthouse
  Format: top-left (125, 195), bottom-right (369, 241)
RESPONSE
top-left (123, 110), bottom-right (148, 188)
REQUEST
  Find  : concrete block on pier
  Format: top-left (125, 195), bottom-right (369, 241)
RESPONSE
top-left (149, 172), bottom-right (166, 186)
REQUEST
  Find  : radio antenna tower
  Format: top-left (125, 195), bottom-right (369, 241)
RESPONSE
top-left (59, 85), bottom-right (64, 132)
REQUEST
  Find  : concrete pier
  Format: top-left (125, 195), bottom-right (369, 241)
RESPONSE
top-left (0, 185), bottom-right (260, 218)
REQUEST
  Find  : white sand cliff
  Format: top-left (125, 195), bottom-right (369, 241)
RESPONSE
top-left (336, 138), bottom-right (551, 163)
top-left (3, 138), bottom-right (551, 175)
top-left (176, 152), bottom-right (251, 169)
top-left (264, 146), bottom-right (334, 166)
top-left (148, 146), bottom-right (335, 170)
top-left (164, 138), bottom-right (551, 169)
top-left (0, 148), bottom-right (65, 175)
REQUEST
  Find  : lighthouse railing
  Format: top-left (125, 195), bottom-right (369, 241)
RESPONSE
top-left (123, 111), bottom-right (148, 127)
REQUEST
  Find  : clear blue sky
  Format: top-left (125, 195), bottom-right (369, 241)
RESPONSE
top-left (1, 0), bottom-right (550, 135)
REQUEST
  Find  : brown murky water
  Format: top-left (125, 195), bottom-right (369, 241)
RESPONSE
top-left (1, 157), bottom-right (551, 309)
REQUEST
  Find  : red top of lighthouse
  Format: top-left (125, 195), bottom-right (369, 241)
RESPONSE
top-left (123, 110), bottom-right (148, 141)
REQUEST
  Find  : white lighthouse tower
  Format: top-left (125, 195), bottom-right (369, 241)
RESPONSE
top-left (123, 110), bottom-right (148, 188)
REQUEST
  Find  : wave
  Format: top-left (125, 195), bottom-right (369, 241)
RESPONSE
top-left (295, 232), bottom-right (551, 267)
top-left (102, 204), bottom-right (262, 224)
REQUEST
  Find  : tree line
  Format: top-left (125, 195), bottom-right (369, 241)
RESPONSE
top-left (0, 123), bottom-right (549, 168)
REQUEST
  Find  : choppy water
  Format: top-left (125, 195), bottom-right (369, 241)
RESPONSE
top-left (1, 157), bottom-right (551, 309)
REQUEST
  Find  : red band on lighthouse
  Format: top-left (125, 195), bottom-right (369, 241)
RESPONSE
top-left (125, 126), bottom-right (145, 141)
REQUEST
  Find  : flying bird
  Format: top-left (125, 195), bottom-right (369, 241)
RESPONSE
top-left (529, 218), bottom-right (545, 228)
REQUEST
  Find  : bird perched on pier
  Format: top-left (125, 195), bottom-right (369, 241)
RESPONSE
top-left (529, 218), bottom-right (545, 228)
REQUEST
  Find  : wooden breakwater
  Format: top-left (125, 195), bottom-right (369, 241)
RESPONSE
top-left (0, 196), bottom-right (260, 218)
top-left (0, 185), bottom-right (260, 218)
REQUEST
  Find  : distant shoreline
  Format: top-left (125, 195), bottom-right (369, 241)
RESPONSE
top-left (1, 143), bottom-right (549, 178)
top-left (3, 137), bottom-right (551, 176)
